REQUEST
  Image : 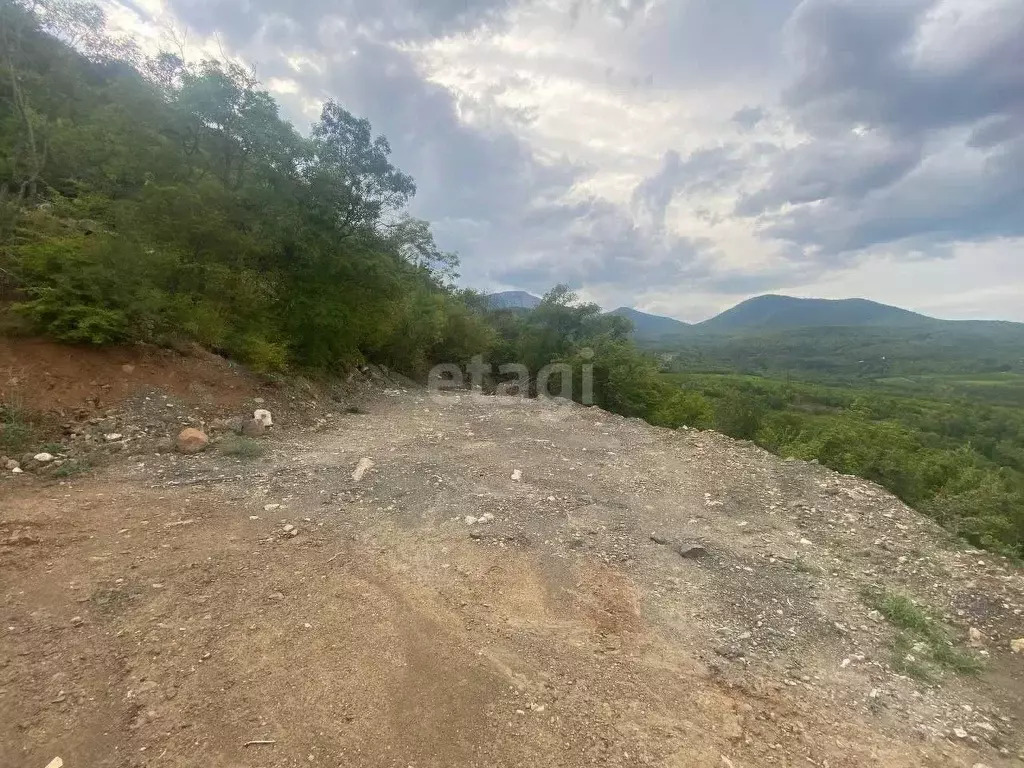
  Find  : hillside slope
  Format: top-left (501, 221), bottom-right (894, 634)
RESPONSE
top-left (3, 380), bottom-right (1022, 768)
top-left (609, 306), bottom-right (690, 338)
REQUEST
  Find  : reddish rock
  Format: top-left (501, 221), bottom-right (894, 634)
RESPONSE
top-left (176, 428), bottom-right (209, 454)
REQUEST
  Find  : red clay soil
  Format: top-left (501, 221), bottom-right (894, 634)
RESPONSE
top-left (0, 338), bottom-right (262, 415)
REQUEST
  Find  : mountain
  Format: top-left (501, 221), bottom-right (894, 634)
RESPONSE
top-left (610, 307), bottom-right (690, 339)
top-left (698, 295), bottom-right (936, 331)
top-left (487, 291), bottom-right (542, 310)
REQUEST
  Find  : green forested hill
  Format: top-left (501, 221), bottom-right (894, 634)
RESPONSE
top-left (697, 294), bottom-right (936, 330)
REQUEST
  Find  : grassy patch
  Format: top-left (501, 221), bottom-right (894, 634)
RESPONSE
top-left (219, 434), bottom-right (269, 459)
top-left (0, 402), bottom-right (37, 455)
top-left (53, 459), bottom-right (92, 478)
top-left (861, 586), bottom-right (983, 681)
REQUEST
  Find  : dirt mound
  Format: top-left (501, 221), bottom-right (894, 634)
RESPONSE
top-left (2, 388), bottom-right (1023, 768)
top-left (0, 338), bottom-right (259, 415)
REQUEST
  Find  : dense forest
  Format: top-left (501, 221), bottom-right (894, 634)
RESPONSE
top-left (1, 0), bottom-right (1021, 557)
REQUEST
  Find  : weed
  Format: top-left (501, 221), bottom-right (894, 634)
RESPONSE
top-left (53, 459), bottom-right (91, 478)
top-left (861, 585), bottom-right (982, 680)
top-left (37, 441), bottom-right (65, 455)
top-left (0, 402), bottom-right (36, 454)
top-left (219, 435), bottom-right (269, 459)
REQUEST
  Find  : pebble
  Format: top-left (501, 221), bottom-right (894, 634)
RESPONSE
top-left (70, 616), bottom-right (84, 627)
top-left (34, 453), bottom-right (55, 463)
top-left (352, 457), bottom-right (375, 482)
top-left (677, 545), bottom-right (708, 560)
top-left (1010, 638), bottom-right (1024, 654)
top-left (510, 469), bottom-right (522, 482)
top-left (104, 433), bottom-right (123, 442)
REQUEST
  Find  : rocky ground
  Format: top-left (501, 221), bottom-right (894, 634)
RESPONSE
top-left (2, 373), bottom-right (1023, 767)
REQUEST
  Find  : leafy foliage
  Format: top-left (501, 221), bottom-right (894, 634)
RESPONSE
top-left (0, 0), bottom-right (487, 373)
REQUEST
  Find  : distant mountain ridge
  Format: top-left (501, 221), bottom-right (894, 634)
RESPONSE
top-left (698, 295), bottom-right (936, 332)
top-left (486, 291), bottom-right (542, 310)
top-left (609, 307), bottom-right (690, 337)
top-left (484, 291), bottom-right (1022, 340)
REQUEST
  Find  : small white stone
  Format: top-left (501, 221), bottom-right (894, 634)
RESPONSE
top-left (510, 469), bottom-right (522, 481)
top-left (352, 457), bottom-right (375, 482)
top-left (33, 453), bottom-right (54, 463)
top-left (464, 516), bottom-right (478, 526)
top-left (104, 433), bottom-right (123, 442)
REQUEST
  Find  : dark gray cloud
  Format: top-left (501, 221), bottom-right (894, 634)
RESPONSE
top-left (492, 197), bottom-right (713, 293)
top-left (632, 146), bottom-right (748, 230)
top-left (743, 0), bottom-right (1024, 259)
top-left (732, 106), bottom-right (766, 131)
top-left (785, 0), bottom-right (1024, 137)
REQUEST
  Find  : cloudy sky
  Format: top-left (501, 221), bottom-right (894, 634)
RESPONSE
top-left (104, 0), bottom-right (1024, 322)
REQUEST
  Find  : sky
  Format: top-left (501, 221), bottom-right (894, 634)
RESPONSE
top-left (101, 0), bottom-right (1024, 322)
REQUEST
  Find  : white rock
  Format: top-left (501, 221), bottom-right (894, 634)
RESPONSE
top-left (352, 457), bottom-right (375, 482)
top-left (104, 433), bottom-right (123, 442)
top-left (799, 538), bottom-right (813, 547)
top-left (11, 467), bottom-right (23, 474)
top-left (1010, 638), bottom-right (1024, 654)
top-left (253, 409), bottom-right (273, 427)
top-left (464, 516), bottom-right (478, 525)
top-left (283, 524), bottom-right (295, 533)
top-left (510, 469), bottom-right (522, 481)
top-left (968, 627), bottom-right (984, 647)
top-left (33, 453), bottom-right (54, 463)
top-left (953, 728), bottom-right (968, 739)
top-left (480, 513), bottom-right (495, 523)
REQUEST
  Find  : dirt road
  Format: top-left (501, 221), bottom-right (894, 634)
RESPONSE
top-left (3, 390), bottom-right (1023, 767)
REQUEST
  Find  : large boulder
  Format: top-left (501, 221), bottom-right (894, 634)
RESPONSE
top-left (176, 428), bottom-right (209, 454)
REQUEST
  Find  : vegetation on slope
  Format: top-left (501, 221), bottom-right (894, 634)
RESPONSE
top-left (0, 0), bottom-right (492, 375)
